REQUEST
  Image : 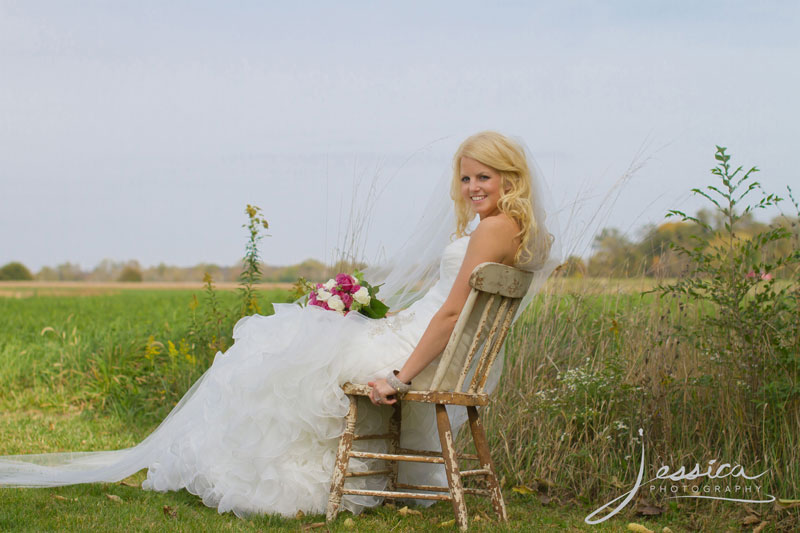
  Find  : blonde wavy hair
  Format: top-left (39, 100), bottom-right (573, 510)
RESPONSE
top-left (451, 131), bottom-right (552, 268)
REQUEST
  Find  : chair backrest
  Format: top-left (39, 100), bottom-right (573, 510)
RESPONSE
top-left (429, 262), bottom-right (534, 394)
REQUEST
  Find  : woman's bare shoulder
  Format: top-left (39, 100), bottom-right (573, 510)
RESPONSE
top-left (474, 213), bottom-right (520, 237)
top-left (467, 214), bottom-right (521, 265)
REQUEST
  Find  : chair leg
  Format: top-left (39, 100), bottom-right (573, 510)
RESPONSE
top-left (435, 404), bottom-right (468, 531)
top-left (385, 401), bottom-right (402, 494)
top-left (327, 395), bottom-right (358, 522)
top-left (467, 405), bottom-right (507, 522)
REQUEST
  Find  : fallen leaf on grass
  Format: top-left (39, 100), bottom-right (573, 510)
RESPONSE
top-left (105, 493), bottom-right (123, 503)
top-left (512, 485), bottom-right (535, 495)
top-left (52, 494), bottom-right (77, 502)
top-left (627, 524), bottom-right (654, 533)
top-left (398, 506), bottom-right (422, 517)
top-left (742, 515), bottom-right (760, 525)
top-left (776, 498), bottom-right (800, 510)
top-left (162, 505), bottom-right (177, 518)
top-left (753, 521), bottom-right (769, 533)
top-left (301, 522), bottom-right (326, 531)
top-left (343, 517), bottom-right (355, 528)
top-left (295, 509), bottom-right (305, 519)
top-left (119, 480), bottom-right (139, 488)
top-left (438, 519), bottom-right (456, 527)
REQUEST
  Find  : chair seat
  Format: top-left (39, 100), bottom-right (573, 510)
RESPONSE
top-left (341, 382), bottom-right (489, 407)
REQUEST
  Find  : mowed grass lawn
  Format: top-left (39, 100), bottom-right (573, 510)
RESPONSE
top-left (0, 283), bottom-right (741, 532)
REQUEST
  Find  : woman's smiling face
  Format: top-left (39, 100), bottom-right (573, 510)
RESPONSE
top-left (459, 156), bottom-right (502, 220)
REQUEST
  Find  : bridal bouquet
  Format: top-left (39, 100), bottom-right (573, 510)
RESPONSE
top-left (298, 271), bottom-right (389, 319)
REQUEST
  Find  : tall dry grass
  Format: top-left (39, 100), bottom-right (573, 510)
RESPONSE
top-left (476, 275), bottom-right (799, 525)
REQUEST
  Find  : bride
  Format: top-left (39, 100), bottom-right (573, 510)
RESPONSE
top-left (0, 131), bottom-right (558, 518)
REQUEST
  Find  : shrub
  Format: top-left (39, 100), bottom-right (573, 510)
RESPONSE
top-left (654, 146), bottom-right (800, 407)
top-left (0, 261), bottom-right (34, 281)
top-left (117, 266), bottom-right (143, 282)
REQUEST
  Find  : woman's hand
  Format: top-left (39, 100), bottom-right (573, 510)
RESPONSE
top-left (367, 378), bottom-right (398, 406)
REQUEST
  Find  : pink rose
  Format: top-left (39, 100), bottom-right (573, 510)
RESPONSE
top-left (340, 292), bottom-right (353, 308)
top-left (745, 270), bottom-right (757, 279)
top-left (336, 273), bottom-right (355, 292)
top-left (761, 272), bottom-right (773, 281)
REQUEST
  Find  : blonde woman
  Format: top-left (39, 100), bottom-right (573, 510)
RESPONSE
top-left (0, 131), bottom-right (557, 519)
top-left (369, 131), bottom-right (552, 403)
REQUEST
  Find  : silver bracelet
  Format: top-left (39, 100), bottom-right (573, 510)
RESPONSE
top-left (386, 370), bottom-right (411, 394)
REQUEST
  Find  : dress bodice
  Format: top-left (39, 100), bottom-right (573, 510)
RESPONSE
top-left (413, 236), bottom-right (469, 310)
top-left (438, 236), bottom-right (470, 287)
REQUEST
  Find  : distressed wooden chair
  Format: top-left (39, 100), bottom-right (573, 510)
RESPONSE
top-left (326, 262), bottom-right (534, 531)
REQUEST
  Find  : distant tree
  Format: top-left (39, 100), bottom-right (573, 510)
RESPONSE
top-left (556, 255), bottom-right (587, 277)
top-left (36, 266), bottom-right (59, 281)
top-left (587, 228), bottom-right (644, 277)
top-left (117, 265), bottom-right (143, 282)
top-left (296, 259), bottom-right (329, 281)
top-left (88, 258), bottom-right (124, 281)
top-left (55, 262), bottom-right (85, 281)
top-left (636, 221), bottom-right (697, 276)
top-left (767, 214), bottom-right (800, 277)
top-left (0, 261), bottom-right (34, 281)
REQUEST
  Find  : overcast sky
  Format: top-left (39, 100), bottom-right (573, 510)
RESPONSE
top-left (1, 1), bottom-right (798, 271)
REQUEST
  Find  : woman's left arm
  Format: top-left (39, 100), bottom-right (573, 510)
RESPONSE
top-left (368, 216), bottom-right (518, 404)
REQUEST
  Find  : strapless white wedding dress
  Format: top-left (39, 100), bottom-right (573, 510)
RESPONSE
top-left (0, 236), bottom-right (472, 518)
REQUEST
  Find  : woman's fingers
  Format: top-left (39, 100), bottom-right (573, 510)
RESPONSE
top-left (367, 381), bottom-right (381, 405)
top-left (367, 379), bottom-right (397, 406)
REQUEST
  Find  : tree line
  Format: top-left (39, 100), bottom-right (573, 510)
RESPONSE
top-left (0, 258), bottom-right (330, 283)
top-left (2, 210), bottom-right (797, 282)
top-left (562, 208), bottom-right (798, 278)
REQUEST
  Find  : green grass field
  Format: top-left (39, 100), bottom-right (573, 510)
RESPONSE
top-left (0, 283), bottom-right (789, 531)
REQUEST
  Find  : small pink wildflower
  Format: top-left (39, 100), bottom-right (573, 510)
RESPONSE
top-left (745, 270), bottom-right (757, 280)
top-left (761, 272), bottom-right (773, 281)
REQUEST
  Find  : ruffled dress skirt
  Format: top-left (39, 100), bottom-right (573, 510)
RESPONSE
top-left (1, 237), bottom-right (473, 518)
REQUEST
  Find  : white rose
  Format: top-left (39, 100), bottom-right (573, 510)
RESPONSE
top-left (316, 288), bottom-right (332, 302)
top-left (323, 279), bottom-right (335, 290)
top-left (328, 294), bottom-right (345, 312)
top-left (353, 286), bottom-right (371, 305)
